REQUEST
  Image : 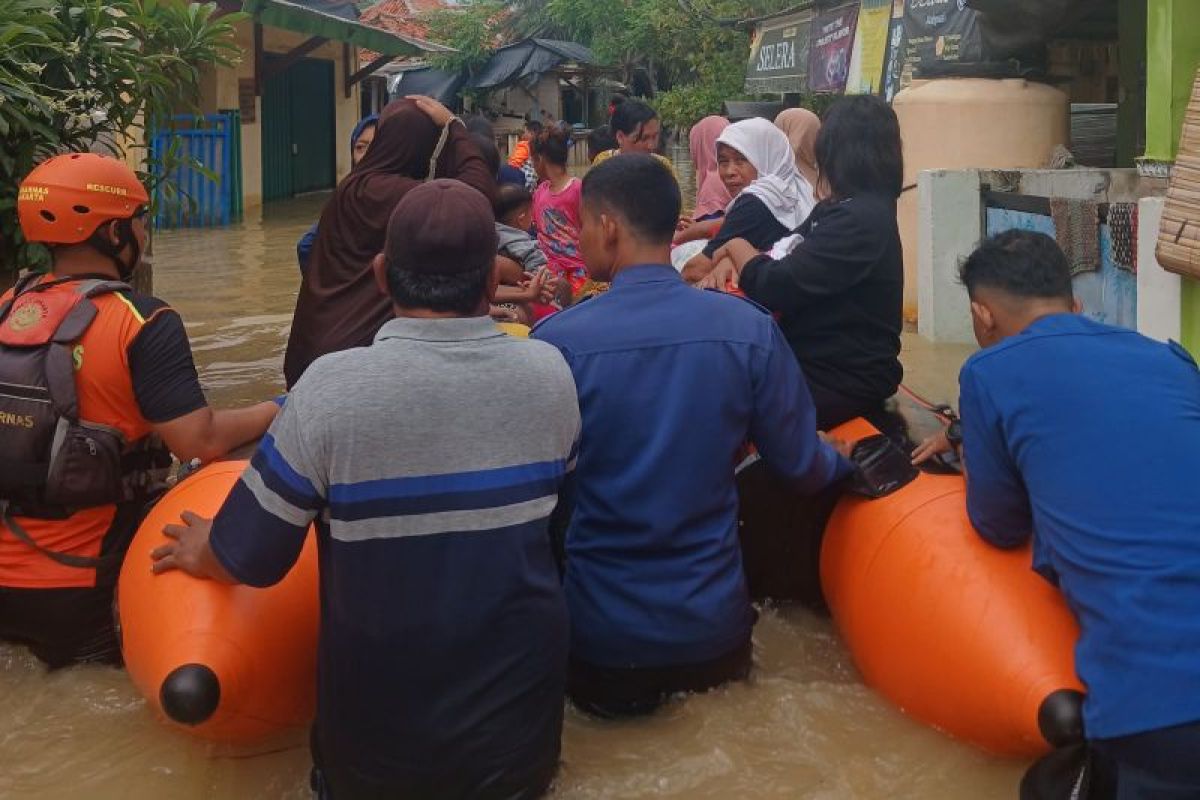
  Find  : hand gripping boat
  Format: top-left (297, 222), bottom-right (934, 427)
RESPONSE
top-left (819, 419), bottom-right (1085, 757)
top-left (117, 460), bottom-right (319, 744)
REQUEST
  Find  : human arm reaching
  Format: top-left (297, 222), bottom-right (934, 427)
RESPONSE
top-left (152, 387), bottom-right (327, 587)
top-left (959, 365), bottom-right (1033, 548)
top-left (749, 321), bottom-right (854, 493)
top-left (129, 306), bottom-right (278, 464)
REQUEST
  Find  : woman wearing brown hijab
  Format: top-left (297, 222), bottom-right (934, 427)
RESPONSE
top-left (283, 96), bottom-right (496, 388)
top-left (774, 108), bottom-right (823, 198)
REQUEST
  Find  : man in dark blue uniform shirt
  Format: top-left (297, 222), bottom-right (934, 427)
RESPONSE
top-left (533, 154), bottom-right (853, 718)
top-left (955, 230), bottom-right (1200, 799)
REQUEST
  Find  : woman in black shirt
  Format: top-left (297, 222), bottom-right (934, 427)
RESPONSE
top-left (700, 96), bottom-right (904, 431)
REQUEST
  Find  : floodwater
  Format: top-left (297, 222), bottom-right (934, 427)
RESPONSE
top-left (0, 153), bottom-right (1021, 799)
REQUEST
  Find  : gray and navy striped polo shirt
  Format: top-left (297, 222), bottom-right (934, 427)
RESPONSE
top-left (209, 316), bottom-right (579, 789)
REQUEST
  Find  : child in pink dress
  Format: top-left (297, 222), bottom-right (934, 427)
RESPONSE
top-left (531, 128), bottom-right (588, 298)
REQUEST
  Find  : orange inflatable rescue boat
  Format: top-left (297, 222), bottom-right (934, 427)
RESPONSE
top-left (117, 460), bottom-right (319, 744)
top-left (117, 413), bottom-right (1082, 756)
top-left (819, 419), bottom-right (1084, 757)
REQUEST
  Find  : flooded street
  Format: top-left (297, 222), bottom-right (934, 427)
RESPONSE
top-left (0, 158), bottom-right (1023, 799)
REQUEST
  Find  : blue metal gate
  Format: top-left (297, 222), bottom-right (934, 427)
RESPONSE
top-left (149, 111), bottom-right (242, 229)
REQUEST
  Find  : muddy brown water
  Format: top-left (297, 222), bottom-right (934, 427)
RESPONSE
top-left (0, 155), bottom-right (1022, 799)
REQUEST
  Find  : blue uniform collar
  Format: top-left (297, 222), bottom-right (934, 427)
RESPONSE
top-left (1021, 312), bottom-right (1087, 336)
top-left (612, 263), bottom-right (681, 286)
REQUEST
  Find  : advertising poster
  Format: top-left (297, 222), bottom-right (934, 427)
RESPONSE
top-left (882, 0), bottom-right (908, 101)
top-left (901, 0), bottom-right (982, 74)
top-left (845, 0), bottom-right (894, 95)
top-left (807, 2), bottom-right (860, 94)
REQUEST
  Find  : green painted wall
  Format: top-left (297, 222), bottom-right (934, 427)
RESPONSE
top-left (1182, 281), bottom-right (1200, 351)
top-left (1147, 0), bottom-right (1200, 353)
top-left (1145, 0), bottom-right (1200, 162)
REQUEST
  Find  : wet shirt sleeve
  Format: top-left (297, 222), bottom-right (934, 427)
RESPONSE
top-left (209, 389), bottom-right (328, 588)
top-left (127, 307), bottom-right (209, 423)
top-left (296, 222), bottom-right (318, 272)
top-left (702, 195), bottom-right (789, 258)
top-left (749, 321), bottom-right (854, 492)
top-left (739, 200), bottom-right (884, 313)
top-left (960, 362), bottom-right (1033, 548)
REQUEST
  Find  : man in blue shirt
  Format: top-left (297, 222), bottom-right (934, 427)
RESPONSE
top-left (955, 230), bottom-right (1200, 798)
top-left (533, 154), bottom-right (852, 718)
top-left (153, 180), bottom-right (580, 799)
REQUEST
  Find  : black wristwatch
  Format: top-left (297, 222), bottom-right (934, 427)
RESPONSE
top-left (945, 419), bottom-right (963, 448)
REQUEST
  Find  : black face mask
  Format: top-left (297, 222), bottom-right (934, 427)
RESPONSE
top-left (86, 217), bottom-right (141, 281)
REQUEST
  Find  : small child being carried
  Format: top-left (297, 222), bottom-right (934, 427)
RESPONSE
top-left (495, 184), bottom-right (549, 274)
top-left (491, 184), bottom-right (564, 324)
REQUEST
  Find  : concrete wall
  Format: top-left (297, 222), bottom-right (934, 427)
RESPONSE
top-left (918, 167), bottom-right (1159, 343)
top-left (917, 170), bottom-right (982, 344)
top-left (1131, 197), bottom-right (1200, 355)
top-left (199, 22), bottom-right (360, 210)
top-left (1136, 197), bottom-right (1183, 342)
top-left (486, 76), bottom-right (562, 134)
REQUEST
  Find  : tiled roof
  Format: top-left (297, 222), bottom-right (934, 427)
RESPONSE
top-left (359, 0), bottom-right (449, 40)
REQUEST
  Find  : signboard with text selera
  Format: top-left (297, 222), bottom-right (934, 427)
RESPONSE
top-left (744, 10), bottom-right (814, 95)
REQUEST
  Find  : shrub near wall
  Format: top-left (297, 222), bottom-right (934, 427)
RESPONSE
top-left (0, 0), bottom-right (242, 277)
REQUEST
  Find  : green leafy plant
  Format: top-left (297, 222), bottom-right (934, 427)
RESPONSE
top-left (423, 1), bottom-right (507, 76)
top-left (0, 0), bottom-right (244, 276)
top-left (497, 0), bottom-right (797, 127)
top-left (414, 0), bottom-right (830, 135)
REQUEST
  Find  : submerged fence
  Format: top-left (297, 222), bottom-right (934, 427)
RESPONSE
top-left (149, 110), bottom-right (243, 229)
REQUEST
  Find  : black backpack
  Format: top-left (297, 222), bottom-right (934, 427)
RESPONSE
top-left (0, 274), bottom-right (141, 567)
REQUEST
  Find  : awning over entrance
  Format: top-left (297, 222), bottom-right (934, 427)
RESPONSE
top-left (241, 0), bottom-right (451, 57)
top-left (390, 66), bottom-right (466, 106)
top-left (745, 10), bottom-right (814, 94)
top-left (468, 39), bottom-right (598, 91)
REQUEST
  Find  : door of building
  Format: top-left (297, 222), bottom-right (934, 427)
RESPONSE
top-left (262, 56), bottom-right (336, 202)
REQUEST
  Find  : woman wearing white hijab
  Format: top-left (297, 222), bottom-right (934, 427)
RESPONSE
top-left (681, 117), bottom-right (816, 283)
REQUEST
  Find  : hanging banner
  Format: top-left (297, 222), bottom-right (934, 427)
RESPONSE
top-left (807, 2), bottom-right (860, 94)
top-left (744, 10), bottom-right (813, 94)
top-left (882, 0), bottom-right (908, 101)
top-left (901, 0), bottom-right (983, 74)
top-left (846, 0), bottom-right (893, 95)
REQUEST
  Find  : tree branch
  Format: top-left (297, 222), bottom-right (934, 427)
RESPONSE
top-left (675, 0), bottom-right (814, 31)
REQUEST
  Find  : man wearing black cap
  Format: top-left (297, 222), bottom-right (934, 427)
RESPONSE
top-left (153, 180), bottom-right (580, 799)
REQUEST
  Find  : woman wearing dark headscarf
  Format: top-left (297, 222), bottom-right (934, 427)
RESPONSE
top-left (283, 96), bottom-right (496, 388)
top-left (296, 114), bottom-right (378, 273)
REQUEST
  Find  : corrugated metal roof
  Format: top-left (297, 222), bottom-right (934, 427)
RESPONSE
top-left (468, 38), bottom-right (598, 90)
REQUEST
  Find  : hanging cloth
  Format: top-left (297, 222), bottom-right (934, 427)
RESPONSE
top-left (1107, 202), bottom-right (1138, 273)
top-left (1049, 198), bottom-right (1100, 276)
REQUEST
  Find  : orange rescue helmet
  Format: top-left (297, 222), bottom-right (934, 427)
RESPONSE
top-left (17, 153), bottom-right (149, 245)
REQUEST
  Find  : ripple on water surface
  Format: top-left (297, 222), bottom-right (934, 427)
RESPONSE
top-left (0, 610), bottom-right (1021, 799)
